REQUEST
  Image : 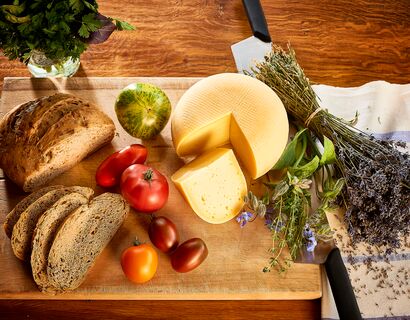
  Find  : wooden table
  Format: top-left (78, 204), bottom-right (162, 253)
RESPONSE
top-left (0, 1), bottom-right (408, 319)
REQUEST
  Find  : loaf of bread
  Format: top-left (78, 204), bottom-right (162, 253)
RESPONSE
top-left (47, 193), bottom-right (129, 291)
top-left (11, 186), bottom-right (94, 261)
top-left (31, 192), bottom-right (90, 293)
top-left (0, 93), bottom-right (115, 192)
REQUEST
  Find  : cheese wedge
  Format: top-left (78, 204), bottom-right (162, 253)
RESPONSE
top-left (171, 73), bottom-right (289, 179)
top-left (172, 148), bottom-right (247, 224)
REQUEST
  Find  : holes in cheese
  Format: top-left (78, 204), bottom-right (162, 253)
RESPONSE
top-left (171, 73), bottom-right (289, 179)
top-left (171, 148), bottom-right (247, 224)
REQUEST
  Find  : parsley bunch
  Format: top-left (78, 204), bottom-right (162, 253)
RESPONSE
top-left (0, 0), bottom-right (134, 62)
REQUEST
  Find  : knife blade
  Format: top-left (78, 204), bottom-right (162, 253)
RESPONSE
top-left (231, 0), bottom-right (272, 74)
top-left (233, 1), bottom-right (362, 319)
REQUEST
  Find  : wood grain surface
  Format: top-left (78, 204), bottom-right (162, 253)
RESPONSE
top-left (0, 78), bottom-right (320, 301)
top-left (0, 0), bottom-right (409, 92)
top-left (0, 0), bottom-right (408, 318)
top-left (0, 299), bottom-right (321, 320)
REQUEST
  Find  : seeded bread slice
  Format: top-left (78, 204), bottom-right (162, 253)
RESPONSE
top-left (11, 186), bottom-right (94, 261)
top-left (31, 192), bottom-right (91, 293)
top-left (47, 193), bottom-right (129, 291)
top-left (3, 185), bottom-right (63, 238)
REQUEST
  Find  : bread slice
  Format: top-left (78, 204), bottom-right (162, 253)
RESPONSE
top-left (47, 193), bottom-right (129, 291)
top-left (0, 94), bottom-right (115, 192)
top-left (11, 186), bottom-right (94, 261)
top-left (31, 192), bottom-right (91, 293)
top-left (3, 185), bottom-right (63, 238)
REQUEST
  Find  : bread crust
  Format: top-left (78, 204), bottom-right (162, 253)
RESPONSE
top-left (0, 94), bottom-right (115, 191)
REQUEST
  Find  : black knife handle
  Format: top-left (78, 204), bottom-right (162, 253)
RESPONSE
top-left (242, 0), bottom-right (271, 43)
top-left (325, 247), bottom-right (362, 320)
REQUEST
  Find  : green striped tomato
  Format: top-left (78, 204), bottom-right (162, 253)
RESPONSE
top-left (115, 83), bottom-right (171, 140)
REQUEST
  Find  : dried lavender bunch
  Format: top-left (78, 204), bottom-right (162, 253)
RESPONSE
top-left (250, 45), bottom-right (410, 248)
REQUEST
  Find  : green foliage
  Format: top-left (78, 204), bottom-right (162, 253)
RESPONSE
top-left (289, 156), bottom-right (319, 179)
top-left (320, 136), bottom-right (336, 165)
top-left (78, 13), bottom-right (101, 38)
top-left (245, 128), bottom-right (341, 273)
top-left (0, 0), bottom-right (134, 62)
top-left (112, 18), bottom-right (135, 31)
top-left (272, 129), bottom-right (306, 170)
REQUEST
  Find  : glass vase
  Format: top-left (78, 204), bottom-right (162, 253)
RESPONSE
top-left (27, 50), bottom-right (80, 78)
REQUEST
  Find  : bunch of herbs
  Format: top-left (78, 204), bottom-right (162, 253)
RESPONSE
top-left (241, 45), bottom-right (409, 265)
top-left (0, 0), bottom-right (134, 62)
top-left (239, 129), bottom-right (344, 272)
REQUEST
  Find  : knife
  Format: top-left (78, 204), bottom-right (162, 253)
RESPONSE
top-left (231, 0), bottom-right (272, 74)
top-left (295, 241), bottom-right (362, 320)
top-left (232, 1), bottom-right (362, 319)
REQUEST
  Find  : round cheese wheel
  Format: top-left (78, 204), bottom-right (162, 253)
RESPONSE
top-left (171, 73), bottom-right (289, 179)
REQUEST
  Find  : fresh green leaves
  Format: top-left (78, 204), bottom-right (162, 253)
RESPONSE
top-left (263, 171), bottom-right (312, 273)
top-left (0, 0), bottom-right (134, 62)
top-left (320, 136), bottom-right (336, 165)
top-left (247, 128), bottom-right (337, 272)
top-left (289, 156), bottom-right (319, 179)
top-left (113, 18), bottom-right (135, 31)
top-left (69, 0), bottom-right (97, 13)
top-left (1, 2), bottom-right (30, 24)
top-left (3, 11), bottom-right (30, 24)
top-left (273, 129), bottom-right (336, 174)
top-left (79, 13), bottom-right (102, 38)
top-left (69, 0), bottom-right (84, 13)
top-left (272, 129), bottom-right (307, 170)
top-left (1, 3), bottom-right (26, 15)
top-left (271, 128), bottom-right (319, 179)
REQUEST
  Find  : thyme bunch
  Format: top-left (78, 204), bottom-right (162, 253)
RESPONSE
top-left (240, 129), bottom-right (343, 272)
top-left (250, 45), bottom-right (410, 249)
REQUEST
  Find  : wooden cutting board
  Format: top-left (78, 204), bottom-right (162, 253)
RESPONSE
top-left (0, 77), bottom-right (321, 300)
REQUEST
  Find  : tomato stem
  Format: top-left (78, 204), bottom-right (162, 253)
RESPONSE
top-left (134, 237), bottom-right (142, 246)
top-left (144, 169), bottom-right (154, 182)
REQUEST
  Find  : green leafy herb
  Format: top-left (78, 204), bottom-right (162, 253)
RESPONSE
top-left (320, 136), bottom-right (336, 165)
top-left (272, 129), bottom-right (306, 170)
top-left (79, 13), bottom-right (102, 38)
top-left (0, 0), bottom-right (135, 62)
top-left (112, 18), bottom-right (135, 31)
top-left (242, 128), bottom-right (340, 272)
top-left (289, 156), bottom-right (319, 179)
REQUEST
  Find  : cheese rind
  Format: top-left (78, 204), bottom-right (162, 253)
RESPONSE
top-left (171, 73), bottom-right (289, 179)
top-left (171, 148), bottom-right (247, 224)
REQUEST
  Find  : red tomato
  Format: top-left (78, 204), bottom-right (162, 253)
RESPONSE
top-left (96, 144), bottom-right (148, 187)
top-left (120, 164), bottom-right (169, 213)
top-left (121, 242), bottom-right (158, 284)
top-left (149, 216), bottom-right (179, 253)
top-left (171, 238), bottom-right (208, 273)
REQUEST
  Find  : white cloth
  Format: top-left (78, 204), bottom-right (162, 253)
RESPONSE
top-left (312, 81), bottom-right (410, 320)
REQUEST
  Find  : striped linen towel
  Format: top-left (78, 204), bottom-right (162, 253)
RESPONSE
top-left (311, 81), bottom-right (410, 320)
